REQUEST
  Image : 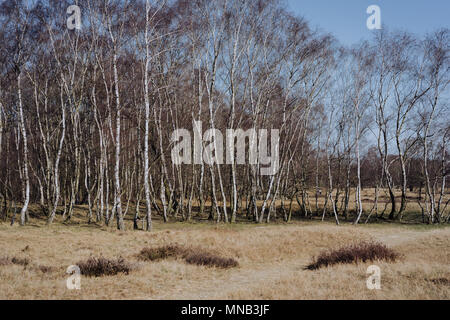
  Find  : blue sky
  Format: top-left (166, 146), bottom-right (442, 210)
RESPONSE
top-left (286, 0), bottom-right (450, 45)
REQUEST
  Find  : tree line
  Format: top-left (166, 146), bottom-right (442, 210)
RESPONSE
top-left (0, 0), bottom-right (448, 230)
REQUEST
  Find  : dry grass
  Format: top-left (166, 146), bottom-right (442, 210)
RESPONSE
top-left (0, 256), bottom-right (30, 267)
top-left (0, 218), bottom-right (449, 300)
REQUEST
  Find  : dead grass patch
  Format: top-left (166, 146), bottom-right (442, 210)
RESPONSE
top-left (429, 278), bottom-right (450, 286)
top-left (183, 251), bottom-right (239, 268)
top-left (0, 255), bottom-right (56, 274)
top-left (0, 256), bottom-right (11, 266)
top-left (306, 241), bottom-right (400, 270)
top-left (138, 245), bottom-right (239, 269)
top-left (0, 256), bottom-right (30, 267)
top-left (137, 245), bottom-right (184, 261)
top-left (11, 257), bottom-right (30, 266)
top-left (37, 265), bottom-right (56, 274)
top-left (77, 256), bottom-right (133, 277)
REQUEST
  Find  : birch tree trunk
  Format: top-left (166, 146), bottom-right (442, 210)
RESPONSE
top-left (48, 85), bottom-right (66, 224)
top-left (354, 103), bottom-right (363, 225)
top-left (143, 0), bottom-right (153, 231)
top-left (17, 73), bottom-right (30, 226)
top-left (112, 51), bottom-right (125, 231)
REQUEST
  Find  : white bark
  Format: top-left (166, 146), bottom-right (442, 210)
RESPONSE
top-left (17, 73), bottom-right (30, 226)
top-left (143, 0), bottom-right (153, 231)
top-left (48, 85), bottom-right (66, 224)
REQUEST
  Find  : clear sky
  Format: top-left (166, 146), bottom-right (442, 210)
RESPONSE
top-left (286, 0), bottom-right (450, 46)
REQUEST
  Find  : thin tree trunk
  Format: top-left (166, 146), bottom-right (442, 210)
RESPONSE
top-left (17, 73), bottom-right (30, 226)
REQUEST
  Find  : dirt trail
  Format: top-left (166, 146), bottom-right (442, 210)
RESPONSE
top-left (153, 261), bottom-right (305, 300)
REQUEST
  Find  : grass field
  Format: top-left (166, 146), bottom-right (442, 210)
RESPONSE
top-left (0, 217), bottom-right (449, 300)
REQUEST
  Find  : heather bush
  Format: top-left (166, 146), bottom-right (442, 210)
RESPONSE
top-left (183, 251), bottom-right (239, 269)
top-left (306, 242), bottom-right (400, 270)
top-left (77, 256), bottom-right (132, 277)
top-left (137, 245), bottom-right (185, 261)
top-left (138, 245), bottom-right (239, 269)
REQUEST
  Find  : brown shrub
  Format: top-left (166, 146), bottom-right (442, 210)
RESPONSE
top-left (184, 251), bottom-right (239, 269)
top-left (429, 278), bottom-right (450, 286)
top-left (138, 245), bottom-right (239, 269)
top-left (137, 245), bottom-right (184, 261)
top-left (77, 256), bottom-right (132, 277)
top-left (306, 241), bottom-right (400, 270)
